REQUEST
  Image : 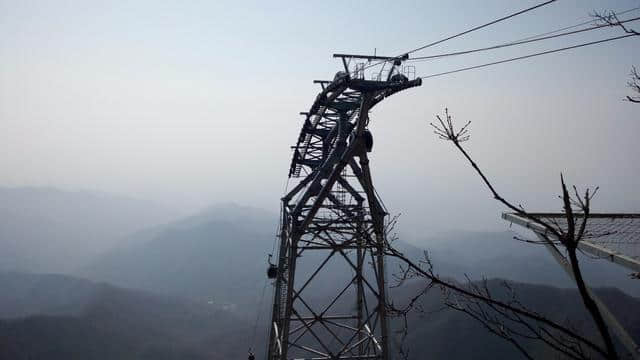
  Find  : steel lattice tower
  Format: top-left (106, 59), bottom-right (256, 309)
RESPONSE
top-left (267, 54), bottom-right (421, 360)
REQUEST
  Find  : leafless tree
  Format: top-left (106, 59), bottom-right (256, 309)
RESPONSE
top-left (592, 10), bottom-right (640, 103)
top-left (384, 109), bottom-right (621, 359)
top-left (385, 243), bottom-right (610, 359)
top-left (626, 66), bottom-right (640, 103)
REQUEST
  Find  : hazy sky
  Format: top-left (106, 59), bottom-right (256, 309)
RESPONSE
top-left (1, 0), bottom-right (639, 236)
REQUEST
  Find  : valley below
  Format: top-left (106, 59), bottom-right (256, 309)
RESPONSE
top-left (0, 187), bottom-right (638, 359)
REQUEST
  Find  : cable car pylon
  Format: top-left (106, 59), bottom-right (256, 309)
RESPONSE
top-left (267, 53), bottom-right (421, 360)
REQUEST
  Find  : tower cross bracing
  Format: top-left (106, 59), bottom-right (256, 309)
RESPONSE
top-left (267, 54), bottom-right (421, 360)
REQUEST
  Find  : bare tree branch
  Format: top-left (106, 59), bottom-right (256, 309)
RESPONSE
top-left (431, 109), bottom-right (617, 359)
top-left (386, 109), bottom-right (621, 359)
top-left (592, 10), bottom-right (640, 103)
top-left (427, 109), bottom-right (617, 358)
top-left (627, 66), bottom-right (640, 103)
top-left (384, 244), bottom-right (609, 359)
top-left (592, 10), bottom-right (640, 36)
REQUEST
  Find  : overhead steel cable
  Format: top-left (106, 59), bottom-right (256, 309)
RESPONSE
top-left (418, 33), bottom-right (637, 80)
top-left (405, 0), bottom-right (557, 55)
top-left (507, 5), bottom-right (640, 44)
top-left (354, 0), bottom-right (559, 74)
top-left (407, 15), bottom-right (640, 62)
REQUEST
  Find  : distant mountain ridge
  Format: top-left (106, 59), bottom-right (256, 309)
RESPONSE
top-left (1, 271), bottom-right (639, 360)
top-left (0, 186), bottom-right (181, 273)
top-left (81, 202), bottom-right (640, 309)
top-left (2, 191), bottom-right (638, 358)
top-left (81, 203), bottom-right (277, 304)
top-left (0, 271), bottom-right (243, 360)
top-left (0, 271), bottom-right (103, 318)
top-left (409, 230), bottom-right (640, 297)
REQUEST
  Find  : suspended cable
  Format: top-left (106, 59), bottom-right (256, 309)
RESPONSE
top-left (356, 0), bottom-right (558, 73)
top-left (418, 34), bottom-right (637, 80)
top-left (249, 276), bottom-right (269, 351)
top-left (405, 0), bottom-right (558, 55)
top-left (507, 5), bottom-right (640, 44)
top-left (407, 15), bottom-right (640, 62)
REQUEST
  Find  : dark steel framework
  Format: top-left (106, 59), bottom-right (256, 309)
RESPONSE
top-left (267, 54), bottom-right (421, 360)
